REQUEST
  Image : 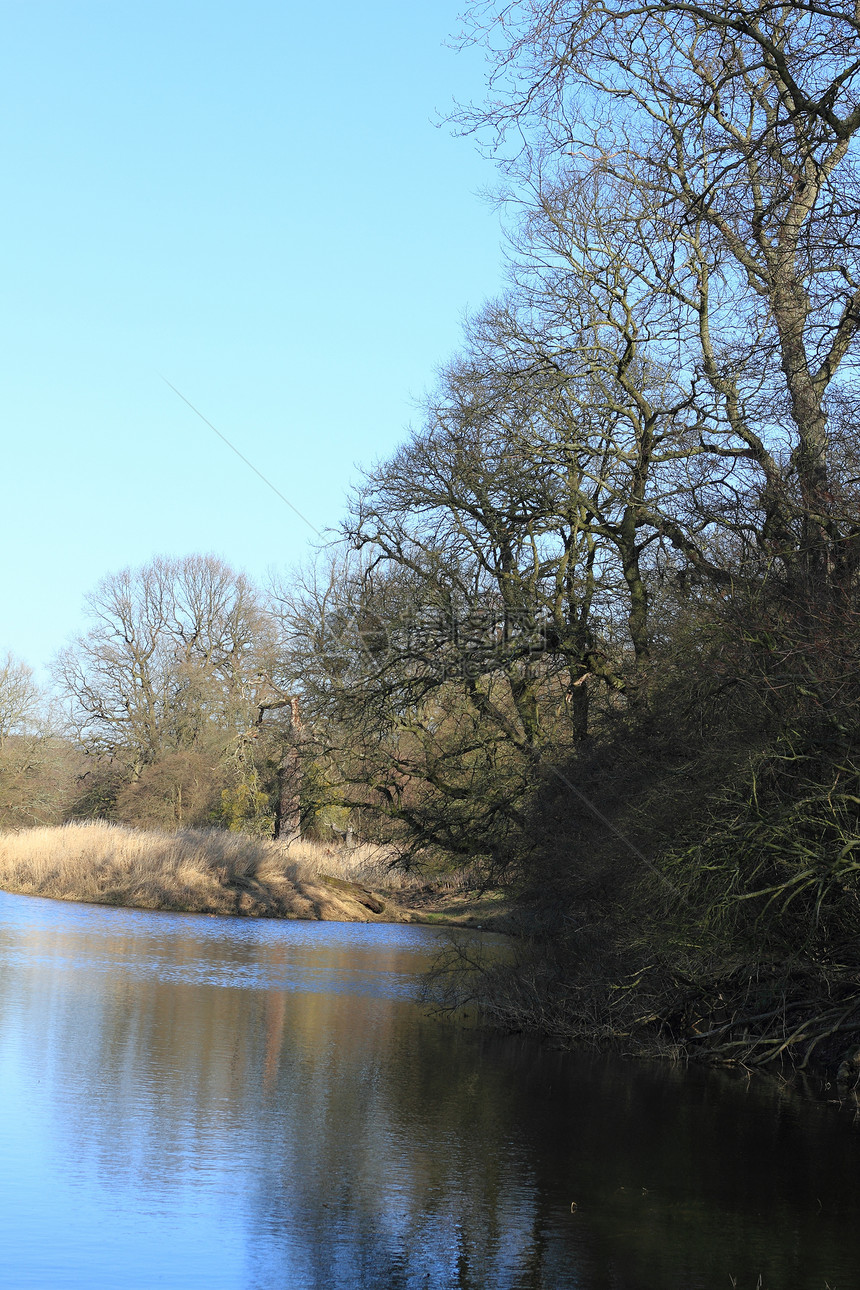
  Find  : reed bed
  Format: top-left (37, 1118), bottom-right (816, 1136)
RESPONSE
top-left (280, 837), bottom-right (410, 890)
top-left (0, 822), bottom-right (409, 922)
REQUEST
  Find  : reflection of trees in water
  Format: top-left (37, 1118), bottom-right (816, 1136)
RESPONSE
top-left (243, 1001), bottom-right (584, 1290)
top-left (2, 921), bottom-right (269, 1192)
top-left (1, 907), bottom-right (860, 1289)
top-left (0, 914), bottom-right (582, 1287)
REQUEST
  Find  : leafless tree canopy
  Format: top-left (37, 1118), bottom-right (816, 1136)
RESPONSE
top-left (55, 555), bottom-right (270, 772)
top-left (0, 653), bottom-right (42, 746)
top-left (455, 0), bottom-right (860, 578)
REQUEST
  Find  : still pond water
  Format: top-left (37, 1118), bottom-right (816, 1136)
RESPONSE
top-left (0, 889), bottom-right (858, 1290)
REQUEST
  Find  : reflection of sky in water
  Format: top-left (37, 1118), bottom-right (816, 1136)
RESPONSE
top-left (0, 890), bottom-right (858, 1289)
top-left (0, 899), bottom-right (489, 998)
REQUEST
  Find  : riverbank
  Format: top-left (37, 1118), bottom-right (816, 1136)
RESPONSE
top-left (0, 822), bottom-right (513, 928)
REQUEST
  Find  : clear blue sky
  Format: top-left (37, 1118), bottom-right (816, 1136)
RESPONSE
top-left (1, 1), bottom-right (505, 676)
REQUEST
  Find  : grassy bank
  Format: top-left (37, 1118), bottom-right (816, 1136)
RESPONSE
top-left (0, 822), bottom-right (406, 921)
top-left (0, 822), bottom-right (511, 926)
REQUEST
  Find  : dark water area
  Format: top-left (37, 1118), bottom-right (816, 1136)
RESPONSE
top-left (0, 891), bottom-right (857, 1289)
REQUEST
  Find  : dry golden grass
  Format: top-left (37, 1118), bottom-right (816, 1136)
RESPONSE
top-left (282, 838), bottom-right (416, 889)
top-left (0, 822), bottom-right (410, 922)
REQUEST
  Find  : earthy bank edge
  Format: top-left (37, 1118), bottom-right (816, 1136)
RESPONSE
top-left (0, 822), bottom-right (513, 929)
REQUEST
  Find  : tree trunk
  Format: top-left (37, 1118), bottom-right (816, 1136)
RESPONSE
top-left (273, 697), bottom-right (303, 842)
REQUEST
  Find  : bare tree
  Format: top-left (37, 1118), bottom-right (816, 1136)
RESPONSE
top-left (55, 555), bottom-right (272, 783)
top-left (457, 0), bottom-right (860, 580)
top-left (0, 653), bottom-right (42, 748)
top-left (270, 296), bottom-right (690, 864)
top-left (0, 653), bottom-right (79, 827)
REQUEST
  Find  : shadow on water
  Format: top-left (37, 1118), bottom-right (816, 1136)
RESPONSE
top-left (0, 891), bottom-right (856, 1289)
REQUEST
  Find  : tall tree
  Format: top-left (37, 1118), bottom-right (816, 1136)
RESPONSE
top-left (457, 0), bottom-right (860, 581)
top-left (0, 653), bottom-right (43, 748)
top-left (272, 294), bottom-right (685, 864)
top-left (55, 555), bottom-right (272, 787)
top-left (0, 653), bottom-right (77, 827)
